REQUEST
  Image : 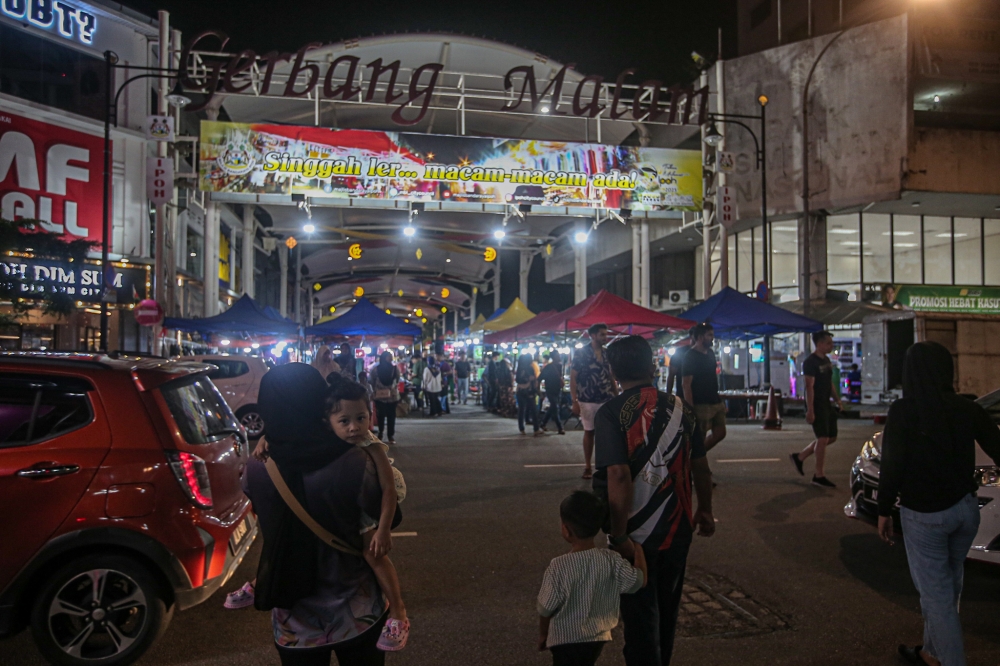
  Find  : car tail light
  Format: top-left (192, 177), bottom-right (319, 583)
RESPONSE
top-left (166, 451), bottom-right (213, 508)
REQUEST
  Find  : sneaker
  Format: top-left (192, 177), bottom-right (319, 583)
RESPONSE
top-left (789, 453), bottom-right (804, 476)
top-left (812, 475), bottom-right (836, 488)
top-left (377, 618), bottom-right (410, 651)
top-left (223, 581), bottom-right (255, 609)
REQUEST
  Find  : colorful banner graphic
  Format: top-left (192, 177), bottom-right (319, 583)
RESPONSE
top-left (877, 284), bottom-right (1000, 315)
top-left (199, 122), bottom-right (702, 211)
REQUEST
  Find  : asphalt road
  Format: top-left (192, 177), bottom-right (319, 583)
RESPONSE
top-left (3, 404), bottom-right (999, 666)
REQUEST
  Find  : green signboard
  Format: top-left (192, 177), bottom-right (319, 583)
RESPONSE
top-left (893, 285), bottom-right (1000, 315)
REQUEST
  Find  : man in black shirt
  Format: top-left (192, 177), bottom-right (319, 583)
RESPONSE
top-left (682, 323), bottom-right (727, 451)
top-left (455, 352), bottom-right (471, 405)
top-left (537, 354), bottom-right (565, 434)
top-left (789, 330), bottom-right (842, 488)
top-left (665, 334), bottom-right (692, 395)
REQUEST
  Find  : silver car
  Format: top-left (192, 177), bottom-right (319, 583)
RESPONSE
top-left (845, 389), bottom-right (1000, 565)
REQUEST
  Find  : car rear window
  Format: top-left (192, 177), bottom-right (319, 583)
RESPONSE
top-left (0, 373), bottom-right (94, 448)
top-left (161, 375), bottom-right (240, 444)
top-left (205, 360), bottom-right (249, 380)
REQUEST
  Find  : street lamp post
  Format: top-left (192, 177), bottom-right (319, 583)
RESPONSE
top-left (100, 51), bottom-right (188, 352)
top-left (705, 95), bottom-right (771, 383)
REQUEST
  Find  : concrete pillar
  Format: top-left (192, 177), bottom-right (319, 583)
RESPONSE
top-left (518, 251), bottom-right (532, 307)
top-left (798, 213), bottom-right (827, 302)
top-left (631, 223), bottom-right (641, 304)
top-left (703, 222), bottom-right (713, 299)
top-left (203, 199), bottom-right (219, 317)
top-left (453, 308), bottom-right (458, 338)
top-left (640, 220), bottom-right (650, 308)
top-left (720, 226), bottom-right (729, 289)
top-left (228, 225), bottom-right (237, 295)
top-left (574, 223), bottom-right (587, 304)
top-left (294, 245), bottom-right (302, 324)
top-left (470, 286), bottom-right (477, 329)
top-left (242, 206), bottom-right (255, 297)
top-left (493, 259), bottom-right (501, 311)
top-left (278, 243), bottom-right (288, 317)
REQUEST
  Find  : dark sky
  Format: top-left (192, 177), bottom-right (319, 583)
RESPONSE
top-left (122, 0), bottom-right (727, 86)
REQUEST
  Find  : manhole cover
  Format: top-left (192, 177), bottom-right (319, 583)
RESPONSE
top-left (677, 567), bottom-right (791, 638)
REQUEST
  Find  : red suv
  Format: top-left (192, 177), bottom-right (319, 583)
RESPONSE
top-left (0, 353), bottom-right (257, 666)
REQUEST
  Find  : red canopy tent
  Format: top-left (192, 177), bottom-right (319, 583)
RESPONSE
top-left (483, 310), bottom-right (560, 344)
top-left (554, 290), bottom-right (692, 333)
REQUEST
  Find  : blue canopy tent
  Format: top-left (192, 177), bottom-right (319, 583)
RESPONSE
top-left (679, 287), bottom-right (823, 339)
top-left (163, 294), bottom-right (300, 336)
top-left (304, 297), bottom-right (422, 337)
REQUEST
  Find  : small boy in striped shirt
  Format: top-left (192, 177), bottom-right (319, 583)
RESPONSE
top-left (537, 491), bottom-right (647, 666)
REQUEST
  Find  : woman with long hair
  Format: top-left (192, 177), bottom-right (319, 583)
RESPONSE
top-left (878, 342), bottom-right (1000, 666)
top-left (422, 356), bottom-right (443, 417)
top-left (370, 351), bottom-right (401, 444)
top-left (495, 353), bottom-right (517, 419)
top-left (311, 345), bottom-right (339, 380)
top-left (515, 353), bottom-right (541, 436)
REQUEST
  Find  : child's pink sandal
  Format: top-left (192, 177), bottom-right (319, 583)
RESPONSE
top-left (376, 618), bottom-right (409, 651)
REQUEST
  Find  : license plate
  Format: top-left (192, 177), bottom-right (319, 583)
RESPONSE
top-left (229, 517), bottom-right (249, 554)
top-left (863, 485), bottom-right (879, 503)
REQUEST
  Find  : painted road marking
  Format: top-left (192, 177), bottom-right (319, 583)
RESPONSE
top-left (715, 458), bottom-right (782, 463)
top-left (524, 463), bottom-right (588, 468)
top-left (392, 532), bottom-right (418, 537)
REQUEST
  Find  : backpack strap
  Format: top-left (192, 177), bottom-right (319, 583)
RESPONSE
top-left (264, 458), bottom-right (362, 557)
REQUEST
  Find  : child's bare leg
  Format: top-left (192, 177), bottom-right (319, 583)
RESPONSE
top-left (363, 531), bottom-right (408, 621)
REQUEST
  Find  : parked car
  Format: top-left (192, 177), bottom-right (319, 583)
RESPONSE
top-left (846, 388), bottom-right (1000, 565)
top-left (0, 353), bottom-right (257, 666)
top-left (190, 355), bottom-right (269, 439)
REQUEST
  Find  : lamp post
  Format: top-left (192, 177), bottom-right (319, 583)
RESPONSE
top-left (100, 51), bottom-right (189, 352)
top-left (704, 95), bottom-right (771, 382)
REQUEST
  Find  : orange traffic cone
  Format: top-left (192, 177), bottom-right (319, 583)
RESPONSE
top-left (762, 385), bottom-right (782, 430)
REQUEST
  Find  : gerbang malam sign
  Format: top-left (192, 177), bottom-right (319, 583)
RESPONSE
top-left (180, 31), bottom-right (709, 127)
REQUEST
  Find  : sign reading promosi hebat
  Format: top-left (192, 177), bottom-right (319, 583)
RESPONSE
top-left (179, 32), bottom-right (709, 127)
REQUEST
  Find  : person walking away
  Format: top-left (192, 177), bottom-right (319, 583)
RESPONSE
top-left (411, 353), bottom-right (426, 412)
top-left (516, 353), bottom-right (542, 436)
top-left (485, 353), bottom-right (499, 411)
top-left (789, 330), bottom-right (842, 488)
top-left (877, 342), bottom-right (1000, 666)
top-left (370, 351), bottom-right (401, 445)
top-left (665, 334), bottom-right (692, 395)
top-left (455, 352), bottom-right (472, 405)
top-left (438, 354), bottom-right (453, 414)
top-left (244, 363), bottom-right (396, 664)
top-left (593, 335), bottom-right (715, 666)
top-left (496, 353), bottom-right (517, 418)
top-left (538, 353), bottom-right (565, 434)
top-left (682, 323), bottom-right (727, 452)
top-left (422, 358), bottom-right (443, 417)
top-left (571, 323), bottom-right (618, 480)
top-left (537, 491), bottom-right (647, 666)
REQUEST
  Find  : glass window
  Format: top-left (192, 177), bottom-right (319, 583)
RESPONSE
top-left (923, 216), bottom-right (952, 284)
top-left (160, 375), bottom-right (240, 445)
top-left (770, 222), bottom-right (798, 289)
top-left (893, 215), bottom-right (922, 283)
top-left (186, 227), bottom-right (204, 277)
top-left (738, 229), bottom-right (753, 293)
top-left (827, 214), bottom-right (861, 286)
top-left (727, 232), bottom-right (738, 290)
top-left (861, 214), bottom-right (891, 283)
top-left (20, 325), bottom-right (54, 351)
top-left (206, 360), bottom-right (249, 380)
top-left (953, 218), bottom-right (982, 285)
top-left (0, 374), bottom-right (94, 448)
top-left (986, 219), bottom-right (1000, 286)
top-left (753, 226), bottom-right (764, 287)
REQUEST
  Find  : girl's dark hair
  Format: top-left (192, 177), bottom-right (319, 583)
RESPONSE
top-left (606, 335), bottom-right (655, 381)
top-left (560, 491), bottom-right (607, 539)
top-left (516, 353), bottom-right (534, 383)
top-left (324, 372), bottom-right (370, 416)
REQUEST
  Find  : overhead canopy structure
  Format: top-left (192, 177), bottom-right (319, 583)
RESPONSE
top-left (482, 298), bottom-right (535, 332)
top-left (163, 294), bottom-right (300, 336)
top-left (555, 290), bottom-right (692, 333)
top-left (304, 297), bottom-right (422, 338)
top-left (469, 313), bottom-right (487, 333)
top-left (776, 298), bottom-right (892, 326)
top-left (483, 310), bottom-right (558, 344)
top-left (679, 287), bottom-right (823, 339)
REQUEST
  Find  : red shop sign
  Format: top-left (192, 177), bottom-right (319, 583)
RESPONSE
top-left (0, 110), bottom-right (105, 242)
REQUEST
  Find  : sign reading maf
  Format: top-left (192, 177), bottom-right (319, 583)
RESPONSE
top-left (1, 0), bottom-right (97, 44)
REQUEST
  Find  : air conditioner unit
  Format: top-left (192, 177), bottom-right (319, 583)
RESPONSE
top-left (668, 290), bottom-right (690, 306)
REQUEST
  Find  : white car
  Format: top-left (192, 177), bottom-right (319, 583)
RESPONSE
top-left (191, 355), bottom-right (270, 439)
top-left (846, 389), bottom-right (1000, 565)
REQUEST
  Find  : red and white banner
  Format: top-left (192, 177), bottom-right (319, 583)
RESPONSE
top-left (0, 110), bottom-right (105, 242)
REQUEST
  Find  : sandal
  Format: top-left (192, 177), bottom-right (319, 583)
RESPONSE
top-left (223, 581), bottom-right (255, 609)
top-left (582, 467), bottom-right (593, 480)
top-left (897, 645), bottom-right (933, 665)
top-left (377, 618), bottom-right (410, 651)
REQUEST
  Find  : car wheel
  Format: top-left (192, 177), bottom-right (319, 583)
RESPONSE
top-left (30, 554), bottom-right (172, 666)
top-left (236, 405), bottom-right (265, 439)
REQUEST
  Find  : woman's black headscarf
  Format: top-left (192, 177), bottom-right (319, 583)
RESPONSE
top-left (377, 351), bottom-right (395, 386)
top-left (254, 363), bottom-right (353, 610)
top-left (902, 341), bottom-right (956, 445)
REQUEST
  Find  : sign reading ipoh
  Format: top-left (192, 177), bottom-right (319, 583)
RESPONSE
top-left (179, 31), bottom-right (710, 127)
top-left (200, 122), bottom-right (702, 211)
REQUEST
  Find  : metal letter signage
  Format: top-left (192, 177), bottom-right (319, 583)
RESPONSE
top-left (179, 32), bottom-right (708, 128)
top-left (1, 0), bottom-right (97, 44)
top-left (717, 185), bottom-right (737, 229)
top-left (146, 157), bottom-right (173, 205)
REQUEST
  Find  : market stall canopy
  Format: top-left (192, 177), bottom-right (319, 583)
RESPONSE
top-left (679, 287), bottom-right (823, 339)
top-left (469, 313), bottom-right (488, 333)
top-left (776, 298), bottom-right (892, 326)
top-left (163, 294), bottom-right (300, 336)
top-left (483, 310), bottom-right (558, 344)
top-left (553, 290), bottom-right (692, 333)
top-left (483, 298), bottom-right (536, 332)
top-left (304, 297), bottom-right (422, 337)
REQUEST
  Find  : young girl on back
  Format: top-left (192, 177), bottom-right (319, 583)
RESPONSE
top-left (325, 374), bottom-right (410, 651)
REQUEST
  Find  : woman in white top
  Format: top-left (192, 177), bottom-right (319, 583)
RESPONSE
top-left (422, 358), bottom-right (444, 417)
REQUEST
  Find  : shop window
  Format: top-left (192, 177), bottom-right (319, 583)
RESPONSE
top-left (727, 233), bottom-right (738, 290)
top-left (923, 216), bottom-right (952, 284)
top-left (752, 226), bottom-right (764, 287)
top-left (953, 218), bottom-right (982, 285)
top-left (21, 325), bottom-right (54, 351)
top-left (770, 223), bottom-right (798, 291)
top-left (737, 229), bottom-right (753, 293)
top-left (861, 214), bottom-right (891, 284)
top-left (0, 325), bottom-right (19, 351)
top-left (985, 219), bottom-right (1000, 286)
top-left (892, 215), bottom-right (922, 284)
top-left (827, 214), bottom-right (860, 287)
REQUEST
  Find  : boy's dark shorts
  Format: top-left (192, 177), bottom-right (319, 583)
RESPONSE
top-left (811, 406), bottom-right (838, 439)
